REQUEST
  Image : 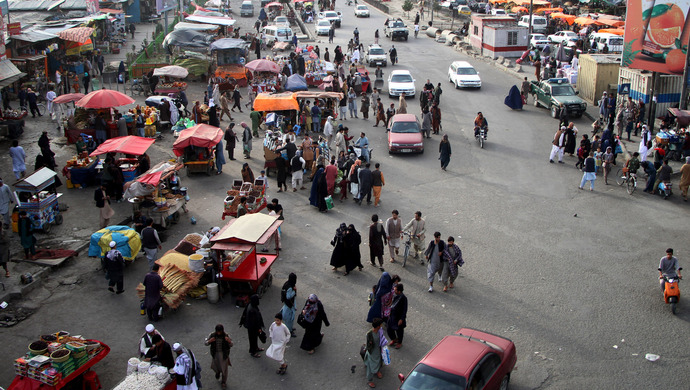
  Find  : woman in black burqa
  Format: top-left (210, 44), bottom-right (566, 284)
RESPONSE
top-left (329, 223), bottom-right (348, 272)
top-left (344, 224), bottom-right (363, 275)
top-left (239, 294), bottom-right (265, 358)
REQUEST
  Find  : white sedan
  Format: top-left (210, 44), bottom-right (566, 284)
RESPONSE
top-left (355, 5), bottom-right (370, 17)
top-left (530, 33), bottom-right (550, 49)
top-left (315, 19), bottom-right (331, 35)
top-left (388, 70), bottom-right (416, 98)
top-left (548, 31), bottom-right (578, 46)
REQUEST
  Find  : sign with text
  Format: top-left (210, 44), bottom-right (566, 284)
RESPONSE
top-left (156, 0), bottom-right (177, 13)
top-left (8, 22), bottom-right (20, 36)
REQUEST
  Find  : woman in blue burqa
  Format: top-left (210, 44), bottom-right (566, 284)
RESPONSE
top-left (367, 272), bottom-right (392, 323)
top-left (504, 85), bottom-right (523, 110)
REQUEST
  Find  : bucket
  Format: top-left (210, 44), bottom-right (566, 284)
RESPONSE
top-left (196, 249), bottom-right (210, 258)
top-left (179, 187), bottom-right (188, 196)
top-left (189, 254), bottom-right (204, 273)
top-left (127, 358), bottom-right (140, 375)
top-left (207, 282), bottom-right (219, 303)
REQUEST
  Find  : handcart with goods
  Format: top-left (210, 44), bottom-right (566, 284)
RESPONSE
top-left (136, 249), bottom-right (203, 314)
top-left (112, 357), bottom-right (177, 390)
top-left (13, 168), bottom-right (63, 234)
top-left (172, 124), bottom-right (224, 176)
top-left (126, 161), bottom-right (188, 228)
top-left (222, 178), bottom-right (268, 219)
top-left (153, 65), bottom-right (189, 94)
top-left (89, 225), bottom-right (143, 262)
top-left (211, 38), bottom-right (250, 90)
top-left (210, 213), bottom-right (282, 298)
top-left (8, 332), bottom-right (110, 390)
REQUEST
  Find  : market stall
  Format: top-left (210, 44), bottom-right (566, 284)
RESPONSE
top-left (222, 178), bottom-right (268, 219)
top-left (13, 168), bottom-right (63, 234)
top-left (63, 150), bottom-right (99, 189)
top-left (65, 89), bottom-right (137, 144)
top-left (126, 161), bottom-right (188, 228)
top-left (245, 59), bottom-right (281, 93)
top-left (211, 38), bottom-right (250, 90)
top-left (173, 124), bottom-right (224, 176)
top-left (90, 135), bottom-right (156, 182)
top-left (211, 213), bottom-right (282, 297)
top-left (89, 225), bottom-right (142, 261)
top-left (112, 358), bottom-right (176, 390)
top-left (153, 65), bottom-right (189, 94)
top-left (305, 60), bottom-right (335, 88)
top-left (8, 333), bottom-right (109, 390)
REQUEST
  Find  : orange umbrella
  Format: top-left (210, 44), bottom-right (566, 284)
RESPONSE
top-left (512, 6), bottom-right (528, 12)
top-left (598, 28), bottom-right (625, 36)
top-left (252, 92), bottom-right (299, 112)
top-left (573, 17), bottom-right (604, 26)
top-left (76, 89), bottom-right (135, 108)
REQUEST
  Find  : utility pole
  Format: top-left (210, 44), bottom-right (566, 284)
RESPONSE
top-left (680, 33), bottom-right (690, 110)
top-left (528, 0), bottom-right (533, 37)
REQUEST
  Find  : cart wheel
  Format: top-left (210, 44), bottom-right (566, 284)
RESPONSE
top-left (267, 273), bottom-right (273, 287)
top-left (171, 211), bottom-right (181, 224)
top-left (186, 167), bottom-right (191, 177)
top-left (54, 214), bottom-right (63, 225)
top-left (43, 223), bottom-right (52, 234)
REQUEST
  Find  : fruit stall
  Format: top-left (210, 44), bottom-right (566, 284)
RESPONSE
top-left (90, 135), bottom-right (156, 182)
top-left (210, 213), bottom-right (282, 298)
top-left (172, 124), bottom-right (224, 176)
top-left (63, 151), bottom-right (100, 188)
top-left (210, 38), bottom-right (250, 90)
top-left (13, 168), bottom-right (63, 234)
top-left (8, 332), bottom-right (110, 390)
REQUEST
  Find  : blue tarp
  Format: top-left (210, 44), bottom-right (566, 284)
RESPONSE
top-left (89, 225), bottom-right (142, 260)
top-left (285, 74), bottom-right (308, 91)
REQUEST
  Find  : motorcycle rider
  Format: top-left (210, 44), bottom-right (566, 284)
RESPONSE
top-left (659, 248), bottom-right (682, 291)
top-left (473, 112), bottom-right (488, 138)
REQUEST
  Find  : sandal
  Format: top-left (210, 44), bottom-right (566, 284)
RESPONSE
top-left (5, 271), bottom-right (9, 277)
top-left (368, 382), bottom-right (376, 388)
top-left (251, 353), bottom-right (261, 358)
top-left (307, 349), bottom-right (315, 355)
top-left (376, 372), bottom-right (383, 379)
top-left (395, 343), bottom-right (402, 349)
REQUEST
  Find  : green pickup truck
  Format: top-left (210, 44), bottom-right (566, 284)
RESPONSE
top-left (530, 78), bottom-right (587, 119)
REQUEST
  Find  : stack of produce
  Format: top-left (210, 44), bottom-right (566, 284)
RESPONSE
top-left (113, 357), bottom-right (171, 390)
top-left (156, 81), bottom-right (187, 90)
top-left (136, 263), bottom-right (200, 309)
top-left (173, 233), bottom-right (203, 255)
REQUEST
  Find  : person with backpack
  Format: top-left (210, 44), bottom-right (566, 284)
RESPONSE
top-left (280, 273), bottom-right (298, 337)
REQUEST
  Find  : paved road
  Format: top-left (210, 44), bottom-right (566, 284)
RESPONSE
top-left (1, 4), bottom-right (689, 390)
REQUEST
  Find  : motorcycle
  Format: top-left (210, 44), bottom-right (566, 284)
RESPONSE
top-left (659, 268), bottom-right (682, 314)
top-left (658, 181), bottom-right (672, 199)
top-left (474, 126), bottom-right (487, 148)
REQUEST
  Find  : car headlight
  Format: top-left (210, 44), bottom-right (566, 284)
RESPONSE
top-left (581, 103), bottom-right (587, 109)
top-left (391, 143), bottom-right (401, 147)
top-left (413, 143), bottom-right (424, 147)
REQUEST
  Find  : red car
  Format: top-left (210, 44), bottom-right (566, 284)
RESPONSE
top-left (398, 328), bottom-right (517, 390)
top-left (387, 114), bottom-right (424, 154)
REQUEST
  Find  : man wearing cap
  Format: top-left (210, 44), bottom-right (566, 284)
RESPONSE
top-left (105, 241), bottom-right (125, 294)
top-left (0, 178), bottom-right (14, 230)
top-left (144, 334), bottom-right (175, 369)
top-left (173, 343), bottom-right (200, 390)
top-left (140, 324), bottom-right (165, 357)
top-left (143, 264), bottom-right (164, 321)
top-left (141, 218), bottom-right (162, 270)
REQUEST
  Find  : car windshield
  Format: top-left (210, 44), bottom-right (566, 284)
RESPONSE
top-left (391, 74), bottom-right (413, 83)
top-left (456, 67), bottom-right (477, 75)
top-left (318, 21), bottom-right (330, 26)
top-left (391, 120), bottom-right (420, 133)
top-left (551, 85), bottom-right (575, 96)
top-left (325, 12), bottom-right (337, 17)
top-left (610, 38), bottom-right (623, 45)
top-left (534, 19), bottom-right (546, 24)
top-left (369, 48), bottom-right (384, 55)
top-left (392, 21), bottom-right (405, 27)
top-left (277, 29), bottom-right (291, 36)
top-left (400, 364), bottom-right (466, 390)
top-left (357, 5), bottom-right (367, 9)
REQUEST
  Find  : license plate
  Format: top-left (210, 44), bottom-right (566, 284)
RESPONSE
top-left (401, 149), bottom-right (411, 153)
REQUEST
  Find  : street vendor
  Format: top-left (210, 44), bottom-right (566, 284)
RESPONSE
top-left (139, 324), bottom-right (165, 357)
top-left (144, 334), bottom-right (175, 369)
top-left (173, 343), bottom-right (201, 390)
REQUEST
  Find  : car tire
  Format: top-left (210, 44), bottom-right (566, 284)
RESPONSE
top-left (455, 81), bottom-right (459, 89)
top-left (533, 97), bottom-right (540, 107)
top-left (405, 35), bottom-right (408, 41)
top-left (550, 105), bottom-right (558, 118)
top-left (499, 375), bottom-right (510, 390)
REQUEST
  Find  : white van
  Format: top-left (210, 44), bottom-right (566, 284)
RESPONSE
top-left (240, 1), bottom-right (254, 17)
top-left (447, 60), bottom-right (481, 89)
top-left (490, 8), bottom-right (506, 15)
top-left (261, 25), bottom-right (294, 46)
top-left (589, 32), bottom-right (624, 53)
top-left (518, 15), bottom-right (547, 34)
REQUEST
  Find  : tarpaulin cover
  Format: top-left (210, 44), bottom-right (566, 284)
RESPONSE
top-left (573, 17), bottom-right (604, 26)
top-left (174, 22), bottom-right (220, 31)
top-left (253, 92), bottom-right (299, 112)
top-left (153, 65), bottom-right (189, 78)
top-left (89, 226), bottom-right (142, 260)
top-left (550, 12), bottom-right (576, 25)
top-left (162, 29), bottom-right (213, 50)
top-left (597, 28), bottom-right (624, 36)
top-left (58, 26), bottom-right (94, 43)
top-left (210, 38), bottom-right (249, 51)
top-left (285, 74), bottom-right (308, 91)
top-left (89, 136), bottom-right (155, 156)
top-left (185, 14), bottom-right (237, 26)
top-left (173, 124), bottom-right (224, 156)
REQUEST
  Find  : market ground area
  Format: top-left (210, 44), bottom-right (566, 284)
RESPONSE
top-left (1, 2), bottom-right (689, 390)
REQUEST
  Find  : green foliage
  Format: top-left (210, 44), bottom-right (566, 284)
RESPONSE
top-left (155, 23), bottom-right (163, 36)
top-left (402, 0), bottom-right (413, 13)
top-left (622, 39), bottom-right (642, 68)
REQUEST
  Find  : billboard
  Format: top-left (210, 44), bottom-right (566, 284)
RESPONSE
top-left (624, 0), bottom-right (690, 75)
top-left (156, 0), bottom-right (177, 13)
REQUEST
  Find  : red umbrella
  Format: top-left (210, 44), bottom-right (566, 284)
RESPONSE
top-left (89, 136), bottom-right (156, 157)
top-left (245, 59), bottom-right (281, 73)
top-left (266, 1), bottom-right (283, 7)
top-left (172, 124), bottom-right (224, 156)
top-left (76, 89), bottom-right (135, 109)
top-left (53, 93), bottom-right (85, 104)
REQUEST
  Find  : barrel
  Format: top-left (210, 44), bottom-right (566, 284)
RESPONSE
top-left (188, 254), bottom-right (204, 273)
top-left (207, 283), bottom-right (219, 303)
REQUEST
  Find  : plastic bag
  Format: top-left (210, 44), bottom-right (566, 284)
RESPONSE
top-left (381, 345), bottom-right (391, 365)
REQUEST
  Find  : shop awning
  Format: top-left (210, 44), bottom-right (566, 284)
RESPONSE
top-left (0, 60), bottom-right (26, 89)
top-left (11, 30), bottom-right (58, 43)
top-left (58, 26), bottom-right (94, 43)
top-left (90, 136), bottom-right (156, 157)
top-left (65, 38), bottom-right (93, 56)
top-left (253, 92), bottom-right (299, 112)
top-left (10, 54), bottom-right (47, 62)
top-left (174, 22), bottom-right (220, 31)
top-left (185, 14), bottom-right (236, 26)
top-left (100, 8), bottom-right (123, 14)
top-left (172, 124), bottom-right (224, 156)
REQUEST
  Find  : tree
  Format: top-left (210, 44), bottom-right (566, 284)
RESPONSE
top-left (402, 0), bottom-right (414, 16)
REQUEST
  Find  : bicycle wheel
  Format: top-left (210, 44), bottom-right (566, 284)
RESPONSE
top-left (37, 104), bottom-right (47, 117)
top-left (615, 169), bottom-right (625, 186)
top-left (627, 177), bottom-right (636, 195)
top-left (402, 243), bottom-right (410, 267)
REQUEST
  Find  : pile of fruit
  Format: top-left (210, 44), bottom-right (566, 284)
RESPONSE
top-left (156, 81), bottom-right (187, 91)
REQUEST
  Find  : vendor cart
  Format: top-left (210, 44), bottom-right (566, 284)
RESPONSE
top-left (172, 124), bottom-right (224, 176)
top-left (210, 213), bottom-right (282, 298)
top-left (126, 161), bottom-right (188, 228)
top-left (89, 225), bottom-right (142, 262)
top-left (14, 168), bottom-right (63, 233)
top-left (9, 339), bottom-right (110, 390)
top-left (222, 179), bottom-right (268, 219)
top-left (211, 38), bottom-right (250, 90)
top-left (355, 67), bottom-right (371, 94)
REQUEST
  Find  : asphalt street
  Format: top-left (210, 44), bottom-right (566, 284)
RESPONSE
top-left (1, 3), bottom-right (689, 390)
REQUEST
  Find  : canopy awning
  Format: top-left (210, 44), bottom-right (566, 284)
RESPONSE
top-left (512, 0), bottom-right (550, 5)
top-left (89, 136), bottom-right (156, 156)
top-left (573, 17), bottom-right (604, 26)
top-left (11, 30), bottom-right (58, 43)
top-left (597, 18), bottom-right (624, 27)
top-left (535, 7), bottom-right (562, 13)
top-left (153, 65), bottom-right (189, 78)
top-left (253, 92), bottom-right (299, 112)
top-left (100, 8), bottom-right (123, 14)
top-left (550, 12), bottom-right (576, 25)
top-left (58, 26), bottom-right (94, 43)
top-left (597, 28), bottom-right (624, 36)
top-left (174, 22), bottom-right (220, 31)
top-left (172, 124), bottom-right (224, 156)
top-left (0, 60), bottom-right (25, 88)
top-left (211, 213), bottom-right (281, 244)
top-left (136, 162), bottom-right (183, 186)
top-left (185, 14), bottom-right (236, 26)
top-left (210, 38), bottom-right (249, 51)
top-left (292, 91), bottom-right (343, 100)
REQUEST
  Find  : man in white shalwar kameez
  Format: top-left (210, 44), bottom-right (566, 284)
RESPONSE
top-left (173, 343), bottom-right (199, 390)
top-left (266, 312), bottom-right (291, 374)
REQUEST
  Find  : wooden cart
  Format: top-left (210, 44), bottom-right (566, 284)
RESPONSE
top-left (14, 168), bottom-right (63, 233)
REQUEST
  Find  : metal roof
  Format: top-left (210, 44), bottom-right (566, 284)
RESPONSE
top-left (11, 30), bottom-right (58, 43)
top-left (8, 0), bottom-right (86, 11)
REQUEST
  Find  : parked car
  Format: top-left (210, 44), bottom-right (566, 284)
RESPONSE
top-left (518, 15), bottom-right (547, 34)
top-left (387, 114), bottom-right (424, 154)
top-left (388, 69), bottom-right (415, 97)
top-left (318, 10), bottom-right (342, 27)
top-left (274, 15), bottom-right (289, 26)
top-left (397, 328), bottom-right (517, 390)
top-left (589, 32), bottom-right (624, 53)
top-left (365, 44), bottom-right (387, 67)
top-left (530, 77), bottom-right (587, 118)
top-left (315, 19), bottom-right (331, 35)
top-left (490, 8), bottom-right (506, 15)
top-left (469, 0), bottom-right (487, 13)
top-left (448, 60), bottom-right (481, 89)
top-left (548, 30), bottom-right (578, 45)
top-left (354, 4), bottom-right (370, 17)
top-left (240, 0), bottom-right (254, 17)
top-left (530, 33), bottom-right (550, 49)
top-left (458, 5), bottom-right (472, 15)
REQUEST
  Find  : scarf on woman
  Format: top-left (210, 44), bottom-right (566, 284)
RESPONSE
top-left (303, 294), bottom-right (319, 323)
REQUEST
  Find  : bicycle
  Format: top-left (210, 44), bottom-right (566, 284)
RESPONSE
top-left (615, 167), bottom-right (637, 195)
top-left (21, 102), bottom-right (47, 117)
top-left (401, 231), bottom-right (413, 268)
